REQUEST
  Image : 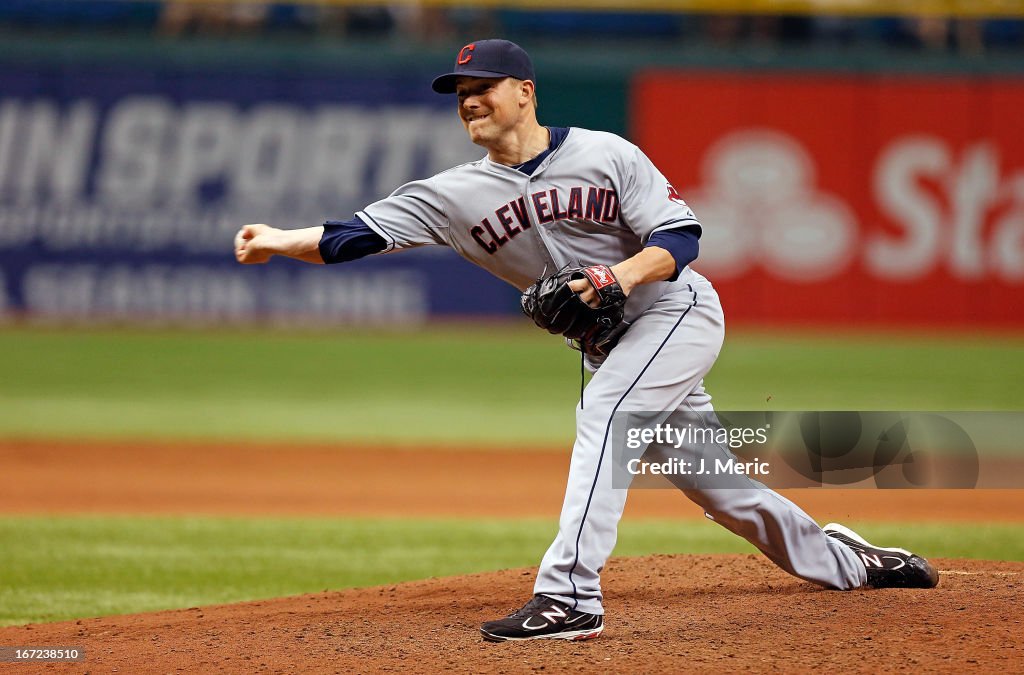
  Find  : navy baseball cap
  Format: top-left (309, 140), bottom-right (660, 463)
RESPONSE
top-left (431, 39), bottom-right (536, 94)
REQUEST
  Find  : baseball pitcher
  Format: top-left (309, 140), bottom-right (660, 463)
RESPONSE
top-left (235, 39), bottom-right (938, 643)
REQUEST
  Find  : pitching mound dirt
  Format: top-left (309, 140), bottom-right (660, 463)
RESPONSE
top-left (2, 554), bottom-right (1021, 673)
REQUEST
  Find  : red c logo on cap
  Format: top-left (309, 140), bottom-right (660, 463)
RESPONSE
top-left (457, 43), bottom-right (475, 65)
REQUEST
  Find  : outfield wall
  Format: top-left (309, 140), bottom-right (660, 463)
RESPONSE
top-left (635, 72), bottom-right (1024, 327)
top-left (0, 38), bottom-right (1021, 327)
top-left (0, 60), bottom-right (522, 324)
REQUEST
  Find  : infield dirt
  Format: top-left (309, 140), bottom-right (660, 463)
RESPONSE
top-left (3, 439), bottom-right (1023, 520)
top-left (1, 439), bottom-right (1022, 673)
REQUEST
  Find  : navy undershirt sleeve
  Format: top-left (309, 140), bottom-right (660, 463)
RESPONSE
top-left (319, 216), bottom-right (387, 264)
top-left (645, 225), bottom-right (701, 282)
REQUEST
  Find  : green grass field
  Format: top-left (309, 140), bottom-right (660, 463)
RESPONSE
top-left (1, 325), bottom-right (1021, 445)
top-left (1, 324), bottom-right (1022, 625)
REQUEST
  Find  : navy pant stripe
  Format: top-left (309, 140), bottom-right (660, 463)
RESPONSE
top-left (566, 286), bottom-right (697, 608)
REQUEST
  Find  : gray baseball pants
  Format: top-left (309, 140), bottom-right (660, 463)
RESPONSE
top-left (532, 270), bottom-right (866, 614)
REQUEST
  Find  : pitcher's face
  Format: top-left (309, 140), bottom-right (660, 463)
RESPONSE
top-left (456, 76), bottom-right (533, 147)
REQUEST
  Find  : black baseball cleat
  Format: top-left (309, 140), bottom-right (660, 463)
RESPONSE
top-left (480, 595), bottom-right (604, 642)
top-left (824, 523), bottom-right (939, 589)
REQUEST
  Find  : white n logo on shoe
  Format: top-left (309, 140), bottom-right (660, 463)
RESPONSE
top-left (860, 552), bottom-right (884, 568)
top-left (859, 551), bottom-right (906, 570)
top-left (522, 606), bottom-right (567, 630)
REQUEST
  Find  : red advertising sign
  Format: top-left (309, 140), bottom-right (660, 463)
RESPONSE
top-left (633, 73), bottom-right (1024, 327)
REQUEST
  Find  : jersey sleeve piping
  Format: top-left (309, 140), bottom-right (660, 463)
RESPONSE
top-left (639, 221), bottom-right (702, 246)
top-left (650, 219), bottom-right (702, 235)
top-left (355, 210), bottom-right (397, 253)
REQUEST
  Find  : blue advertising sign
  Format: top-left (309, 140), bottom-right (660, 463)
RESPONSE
top-left (0, 65), bottom-right (520, 323)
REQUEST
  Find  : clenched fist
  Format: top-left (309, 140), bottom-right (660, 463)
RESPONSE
top-left (234, 224), bottom-right (276, 264)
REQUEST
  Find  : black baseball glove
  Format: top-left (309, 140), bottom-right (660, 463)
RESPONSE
top-left (521, 264), bottom-right (629, 357)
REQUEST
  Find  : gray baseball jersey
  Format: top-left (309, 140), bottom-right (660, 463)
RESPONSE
top-left (356, 128), bottom-right (697, 323)
top-left (358, 127), bottom-right (865, 613)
